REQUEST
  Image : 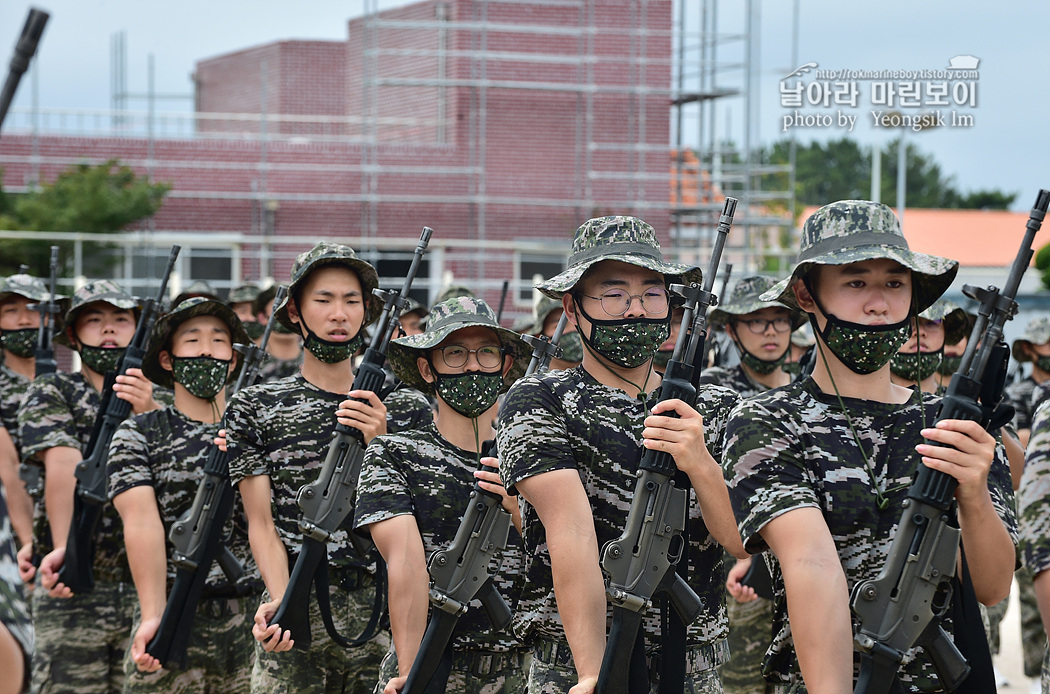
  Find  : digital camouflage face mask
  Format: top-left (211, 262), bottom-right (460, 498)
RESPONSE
top-left (172, 355), bottom-right (231, 400)
top-left (0, 328), bottom-right (37, 358)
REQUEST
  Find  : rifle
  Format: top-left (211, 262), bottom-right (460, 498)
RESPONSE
top-left (271, 227), bottom-right (433, 649)
top-left (595, 197), bottom-right (737, 694)
top-left (145, 285), bottom-right (287, 669)
top-left (29, 245), bottom-right (60, 377)
top-left (495, 279), bottom-right (509, 325)
top-left (851, 189), bottom-right (1050, 694)
top-left (400, 310), bottom-right (570, 694)
top-left (0, 8), bottom-right (49, 132)
top-left (58, 246), bottom-right (181, 593)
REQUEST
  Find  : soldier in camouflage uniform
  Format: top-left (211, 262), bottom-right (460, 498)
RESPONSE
top-left (1000, 318), bottom-right (1050, 681)
top-left (225, 242), bottom-right (432, 694)
top-left (497, 216), bottom-right (745, 694)
top-left (355, 297), bottom-right (532, 694)
top-left (524, 295), bottom-right (582, 372)
top-left (888, 299), bottom-right (970, 396)
top-left (722, 200), bottom-right (1016, 692)
top-left (249, 285), bottom-right (302, 384)
top-left (1, 484), bottom-right (33, 694)
top-left (1018, 399), bottom-right (1050, 693)
top-left (1009, 317), bottom-right (1050, 448)
top-left (228, 283), bottom-right (264, 342)
top-left (397, 298), bottom-right (428, 338)
top-left (697, 275), bottom-right (805, 694)
top-left (702, 275), bottom-right (805, 396)
top-left (0, 274), bottom-right (59, 566)
top-left (18, 280), bottom-right (163, 694)
top-left (107, 297), bottom-right (261, 692)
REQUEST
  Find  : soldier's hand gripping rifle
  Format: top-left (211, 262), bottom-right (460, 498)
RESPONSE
top-left (58, 245), bottom-right (181, 594)
top-left (400, 311), bottom-right (570, 694)
top-left (146, 286), bottom-right (288, 669)
top-left (30, 245), bottom-right (61, 377)
top-left (595, 197), bottom-right (737, 694)
top-left (851, 189), bottom-right (1050, 694)
top-left (272, 227), bottom-right (433, 649)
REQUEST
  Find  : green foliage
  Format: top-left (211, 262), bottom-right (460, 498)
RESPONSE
top-left (0, 160), bottom-right (171, 277)
top-left (759, 137), bottom-right (1016, 212)
top-left (1035, 241), bottom-right (1050, 291)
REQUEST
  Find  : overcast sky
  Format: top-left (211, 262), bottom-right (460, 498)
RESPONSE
top-left (1, 0), bottom-right (1047, 212)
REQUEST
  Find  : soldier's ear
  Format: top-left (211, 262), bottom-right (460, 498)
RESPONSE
top-left (793, 279), bottom-right (816, 314)
top-left (562, 294), bottom-right (578, 327)
top-left (417, 355), bottom-right (435, 384)
top-left (158, 350), bottom-right (174, 373)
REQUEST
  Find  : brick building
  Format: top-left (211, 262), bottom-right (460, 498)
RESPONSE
top-left (0, 0), bottom-right (686, 321)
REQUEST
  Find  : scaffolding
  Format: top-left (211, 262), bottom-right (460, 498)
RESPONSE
top-left (670, 0), bottom-right (795, 277)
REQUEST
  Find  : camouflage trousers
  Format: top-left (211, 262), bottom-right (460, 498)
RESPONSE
top-left (30, 579), bottom-right (136, 694)
top-left (371, 645), bottom-right (529, 694)
top-left (251, 569), bottom-right (390, 694)
top-left (526, 638), bottom-right (726, 694)
top-left (1041, 645), bottom-right (1049, 694)
top-left (1018, 565), bottom-right (1047, 677)
top-left (123, 593), bottom-right (258, 693)
top-left (717, 597), bottom-right (774, 694)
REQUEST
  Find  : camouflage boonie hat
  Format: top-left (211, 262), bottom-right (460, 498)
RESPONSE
top-left (431, 285), bottom-right (476, 310)
top-left (709, 275), bottom-right (806, 331)
top-left (918, 299), bottom-right (970, 347)
top-left (761, 200), bottom-right (958, 314)
top-left (275, 242), bottom-right (381, 332)
top-left (388, 297), bottom-right (531, 396)
top-left (56, 279), bottom-right (141, 346)
top-left (0, 274), bottom-right (51, 305)
top-left (790, 323), bottom-right (815, 347)
top-left (537, 216), bottom-right (701, 300)
top-left (528, 295), bottom-right (565, 335)
top-left (1013, 316), bottom-right (1050, 362)
top-left (251, 284), bottom-right (278, 317)
top-left (142, 297), bottom-right (250, 388)
top-left (400, 297), bottom-right (428, 319)
top-left (172, 280), bottom-right (220, 307)
top-left (227, 282), bottom-right (262, 305)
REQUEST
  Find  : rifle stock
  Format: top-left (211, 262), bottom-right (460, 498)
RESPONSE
top-left (596, 197), bottom-right (736, 694)
top-left (851, 190), bottom-right (1050, 693)
top-left (146, 286), bottom-right (287, 668)
top-left (58, 246), bottom-right (180, 594)
top-left (272, 228), bottom-right (433, 649)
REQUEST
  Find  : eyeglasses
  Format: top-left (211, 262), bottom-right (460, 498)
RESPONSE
top-left (433, 344), bottom-right (504, 369)
top-left (734, 316), bottom-right (793, 334)
top-left (577, 287), bottom-right (669, 317)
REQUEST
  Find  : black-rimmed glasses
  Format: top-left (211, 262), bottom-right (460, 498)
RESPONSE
top-left (576, 287), bottom-right (669, 317)
top-left (432, 344), bottom-right (504, 368)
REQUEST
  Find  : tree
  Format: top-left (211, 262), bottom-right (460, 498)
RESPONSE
top-left (0, 159), bottom-right (171, 277)
top-left (758, 137), bottom-right (1017, 212)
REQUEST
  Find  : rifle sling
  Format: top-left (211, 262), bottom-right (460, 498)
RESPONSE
top-left (315, 560), bottom-right (389, 649)
top-left (658, 473), bottom-right (689, 694)
top-left (948, 547), bottom-right (994, 693)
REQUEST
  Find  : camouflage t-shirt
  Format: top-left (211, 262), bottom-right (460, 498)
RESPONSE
top-left (106, 405), bottom-right (260, 593)
top-left (1019, 400), bottom-right (1050, 575)
top-left (253, 352), bottom-right (303, 386)
top-left (18, 371), bottom-right (130, 581)
top-left (0, 486), bottom-right (32, 674)
top-left (226, 374), bottom-right (432, 568)
top-left (722, 376), bottom-right (1017, 690)
top-left (699, 364), bottom-right (765, 400)
top-left (354, 422), bottom-right (525, 653)
top-left (497, 365), bottom-right (739, 656)
top-left (0, 364), bottom-right (30, 451)
top-left (1006, 375), bottom-right (1039, 431)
